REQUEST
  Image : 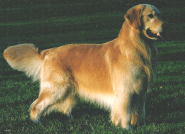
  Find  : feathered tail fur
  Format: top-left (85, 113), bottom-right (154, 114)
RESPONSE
top-left (3, 44), bottom-right (44, 81)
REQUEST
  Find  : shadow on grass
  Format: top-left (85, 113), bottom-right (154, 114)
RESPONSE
top-left (41, 102), bottom-right (109, 125)
top-left (47, 103), bottom-right (108, 120)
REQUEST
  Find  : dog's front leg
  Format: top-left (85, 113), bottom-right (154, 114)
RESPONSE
top-left (131, 92), bottom-right (146, 127)
top-left (110, 92), bottom-right (132, 130)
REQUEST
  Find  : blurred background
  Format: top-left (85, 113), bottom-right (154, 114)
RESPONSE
top-left (0, 0), bottom-right (185, 49)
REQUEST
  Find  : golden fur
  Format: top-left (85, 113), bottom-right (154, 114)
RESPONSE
top-left (3, 4), bottom-right (165, 130)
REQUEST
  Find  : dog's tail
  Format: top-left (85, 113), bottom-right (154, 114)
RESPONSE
top-left (3, 44), bottom-right (48, 81)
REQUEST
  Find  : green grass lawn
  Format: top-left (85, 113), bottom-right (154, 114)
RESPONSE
top-left (1, 2), bottom-right (185, 133)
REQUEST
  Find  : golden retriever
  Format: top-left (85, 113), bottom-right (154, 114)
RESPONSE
top-left (3, 4), bottom-right (165, 130)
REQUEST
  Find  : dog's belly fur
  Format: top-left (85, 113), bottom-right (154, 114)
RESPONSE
top-left (77, 87), bottom-right (115, 110)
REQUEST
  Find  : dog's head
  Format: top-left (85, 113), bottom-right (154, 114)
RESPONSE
top-left (124, 4), bottom-right (167, 40)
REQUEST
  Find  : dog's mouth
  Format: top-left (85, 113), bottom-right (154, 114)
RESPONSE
top-left (144, 29), bottom-right (163, 40)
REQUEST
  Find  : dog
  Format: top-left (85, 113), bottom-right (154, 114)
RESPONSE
top-left (3, 4), bottom-right (166, 130)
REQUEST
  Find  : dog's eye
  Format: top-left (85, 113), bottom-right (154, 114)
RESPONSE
top-left (148, 14), bottom-right (154, 18)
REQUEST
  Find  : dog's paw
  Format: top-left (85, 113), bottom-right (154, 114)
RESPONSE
top-left (34, 118), bottom-right (43, 126)
top-left (67, 113), bottom-right (74, 119)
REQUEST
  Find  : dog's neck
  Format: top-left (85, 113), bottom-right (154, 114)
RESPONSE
top-left (115, 21), bottom-right (156, 86)
top-left (116, 21), bottom-right (156, 54)
top-left (117, 21), bottom-right (154, 45)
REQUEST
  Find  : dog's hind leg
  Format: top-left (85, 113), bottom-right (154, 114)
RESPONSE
top-left (29, 57), bottom-right (77, 123)
top-left (30, 83), bottom-right (71, 123)
top-left (45, 95), bottom-right (76, 118)
top-left (30, 78), bottom-right (76, 123)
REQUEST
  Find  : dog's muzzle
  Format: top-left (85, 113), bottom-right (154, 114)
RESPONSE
top-left (144, 22), bottom-right (168, 40)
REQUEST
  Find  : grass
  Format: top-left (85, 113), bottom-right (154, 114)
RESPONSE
top-left (1, 2), bottom-right (185, 133)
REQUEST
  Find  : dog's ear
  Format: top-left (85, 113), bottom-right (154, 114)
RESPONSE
top-left (124, 5), bottom-right (143, 29)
